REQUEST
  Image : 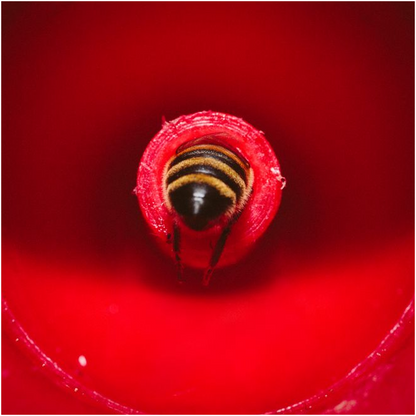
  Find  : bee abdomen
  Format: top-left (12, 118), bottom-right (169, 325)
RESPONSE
top-left (165, 144), bottom-right (252, 230)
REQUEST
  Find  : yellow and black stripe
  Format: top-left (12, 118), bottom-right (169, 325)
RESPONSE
top-left (165, 144), bottom-right (253, 230)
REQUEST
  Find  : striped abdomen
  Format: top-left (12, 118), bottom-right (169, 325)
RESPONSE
top-left (165, 144), bottom-right (253, 231)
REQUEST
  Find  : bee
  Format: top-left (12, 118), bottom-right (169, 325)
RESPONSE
top-left (164, 134), bottom-right (254, 285)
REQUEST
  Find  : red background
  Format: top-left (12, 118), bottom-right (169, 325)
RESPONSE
top-left (2, 3), bottom-right (414, 414)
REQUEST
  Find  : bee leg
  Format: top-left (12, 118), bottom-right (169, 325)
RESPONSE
top-left (204, 222), bottom-right (237, 287)
top-left (172, 221), bottom-right (184, 283)
top-left (203, 212), bottom-right (243, 286)
top-left (202, 225), bottom-right (232, 286)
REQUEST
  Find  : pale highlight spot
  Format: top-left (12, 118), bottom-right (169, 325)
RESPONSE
top-left (78, 355), bottom-right (87, 367)
top-left (270, 167), bottom-right (287, 190)
top-left (333, 399), bottom-right (357, 413)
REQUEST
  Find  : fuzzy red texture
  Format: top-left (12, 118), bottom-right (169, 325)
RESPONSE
top-left (136, 111), bottom-right (284, 269)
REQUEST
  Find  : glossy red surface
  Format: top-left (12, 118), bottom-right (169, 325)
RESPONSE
top-left (136, 111), bottom-right (284, 269)
top-left (2, 2), bottom-right (414, 414)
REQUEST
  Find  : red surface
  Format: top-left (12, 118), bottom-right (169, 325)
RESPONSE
top-left (136, 111), bottom-right (284, 269)
top-left (2, 2), bottom-right (414, 414)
